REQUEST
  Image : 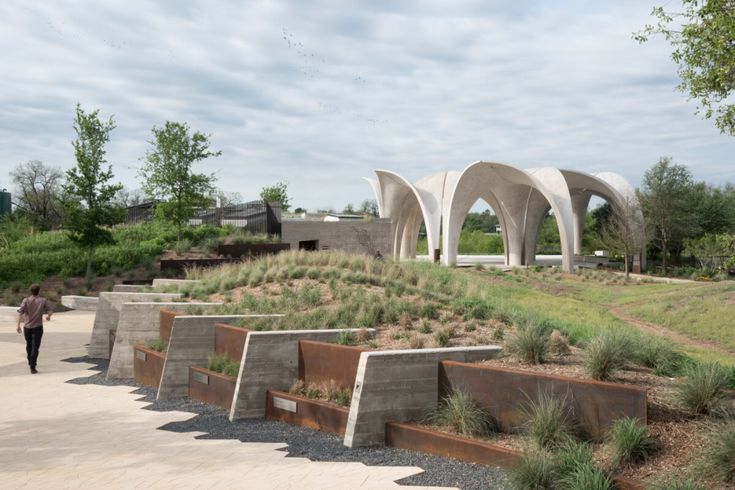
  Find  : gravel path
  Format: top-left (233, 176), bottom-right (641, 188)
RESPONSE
top-left (64, 356), bottom-right (510, 490)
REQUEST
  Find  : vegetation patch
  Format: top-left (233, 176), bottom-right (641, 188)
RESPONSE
top-left (206, 353), bottom-right (240, 377)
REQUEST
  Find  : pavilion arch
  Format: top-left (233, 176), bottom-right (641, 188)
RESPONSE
top-left (442, 162), bottom-right (575, 272)
top-left (365, 162), bottom-right (642, 273)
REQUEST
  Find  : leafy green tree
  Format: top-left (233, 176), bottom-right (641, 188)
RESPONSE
top-left (638, 157), bottom-right (695, 273)
top-left (140, 121), bottom-right (220, 243)
top-left (636, 1), bottom-right (735, 135)
top-left (260, 181), bottom-right (291, 211)
top-left (63, 105), bottom-right (124, 281)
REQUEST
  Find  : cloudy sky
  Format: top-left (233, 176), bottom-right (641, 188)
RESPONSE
top-left (1, 0), bottom-right (733, 211)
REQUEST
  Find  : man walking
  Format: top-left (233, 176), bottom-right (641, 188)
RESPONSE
top-left (16, 284), bottom-right (53, 374)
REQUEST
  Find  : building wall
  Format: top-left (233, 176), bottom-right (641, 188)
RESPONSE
top-left (281, 218), bottom-right (392, 256)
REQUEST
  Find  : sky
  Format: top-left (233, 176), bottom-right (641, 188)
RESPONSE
top-left (1, 0), bottom-right (733, 212)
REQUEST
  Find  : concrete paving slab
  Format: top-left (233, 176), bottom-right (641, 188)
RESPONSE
top-left (0, 311), bottom-right (453, 489)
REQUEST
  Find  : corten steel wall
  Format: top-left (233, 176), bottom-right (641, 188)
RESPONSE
top-left (159, 309), bottom-right (182, 343)
top-left (439, 361), bottom-right (647, 440)
top-left (134, 346), bottom-right (166, 388)
top-left (189, 366), bottom-right (237, 410)
top-left (385, 422), bottom-right (520, 469)
top-left (214, 323), bottom-right (249, 361)
top-left (298, 340), bottom-right (366, 391)
top-left (266, 390), bottom-right (350, 436)
top-left (217, 243), bottom-right (291, 259)
top-left (280, 219), bottom-right (392, 256)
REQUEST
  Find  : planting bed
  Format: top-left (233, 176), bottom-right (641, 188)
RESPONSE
top-left (189, 366), bottom-right (237, 410)
top-left (266, 390), bottom-right (350, 436)
top-left (133, 345), bottom-right (166, 388)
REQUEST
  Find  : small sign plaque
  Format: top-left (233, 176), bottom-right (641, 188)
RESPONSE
top-left (273, 396), bottom-right (297, 413)
top-left (193, 371), bottom-right (209, 385)
top-left (135, 350), bottom-right (147, 361)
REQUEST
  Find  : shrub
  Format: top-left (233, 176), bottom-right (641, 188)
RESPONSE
top-left (548, 329), bottom-right (571, 356)
top-left (206, 353), bottom-right (239, 377)
top-left (635, 337), bottom-right (685, 376)
top-left (553, 438), bottom-right (595, 480)
top-left (434, 327), bottom-right (453, 347)
top-left (147, 338), bottom-right (166, 352)
top-left (607, 417), bottom-right (656, 466)
top-left (705, 423), bottom-right (735, 483)
top-left (558, 462), bottom-right (613, 490)
top-left (583, 330), bottom-right (632, 381)
top-left (174, 238), bottom-right (192, 256)
top-left (509, 449), bottom-right (555, 490)
top-left (202, 237), bottom-right (221, 255)
top-left (492, 326), bottom-right (505, 340)
top-left (222, 359), bottom-right (240, 377)
top-left (426, 390), bottom-right (494, 437)
top-left (337, 330), bottom-right (356, 346)
top-left (507, 322), bottom-right (549, 364)
top-left (523, 391), bottom-right (575, 449)
top-left (418, 319), bottom-right (433, 334)
top-left (676, 362), bottom-right (729, 414)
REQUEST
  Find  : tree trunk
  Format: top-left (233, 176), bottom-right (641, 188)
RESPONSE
top-left (662, 240), bottom-right (668, 274)
top-left (85, 245), bottom-right (94, 283)
top-left (624, 254), bottom-right (630, 280)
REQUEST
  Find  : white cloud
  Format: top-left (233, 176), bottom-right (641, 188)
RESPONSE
top-left (0, 0), bottom-right (732, 211)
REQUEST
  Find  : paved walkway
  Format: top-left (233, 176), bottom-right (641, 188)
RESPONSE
top-left (0, 311), bottom-right (448, 489)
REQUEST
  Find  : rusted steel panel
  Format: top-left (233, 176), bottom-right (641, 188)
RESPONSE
top-left (298, 340), bottom-right (366, 391)
top-left (188, 366), bottom-right (237, 410)
top-left (265, 390), bottom-right (350, 436)
top-left (214, 323), bottom-right (249, 361)
top-left (217, 243), bottom-right (291, 259)
top-left (439, 361), bottom-right (647, 440)
top-left (133, 345), bottom-right (166, 388)
top-left (159, 309), bottom-right (181, 343)
top-left (385, 422), bottom-right (520, 469)
top-left (384, 422), bottom-right (645, 488)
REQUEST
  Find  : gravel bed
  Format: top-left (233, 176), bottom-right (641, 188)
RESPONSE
top-left (63, 355), bottom-right (510, 490)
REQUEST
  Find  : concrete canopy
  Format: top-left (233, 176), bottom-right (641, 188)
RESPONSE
top-left (367, 162), bottom-right (642, 273)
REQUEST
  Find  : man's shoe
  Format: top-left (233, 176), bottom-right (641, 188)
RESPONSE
top-left (30, 367), bottom-right (37, 374)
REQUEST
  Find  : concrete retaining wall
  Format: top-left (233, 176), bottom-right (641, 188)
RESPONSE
top-left (230, 329), bottom-right (375, 421)
top-left (157, 315), bottom-right (281, 400)
top-left (439, 361), bottom-right (647, 440)
top-left (112, 284), bottom-right (148, 293)
top-left (343, 346), bottom-right (502, 447)
top-left (152, 278), bottom-right (201, 289)
top-left (61, 295), bottom-right (100, 311)
top-left (107, 302), bottom-right (221, 379)
top-left (88, 292), bottom-right (183, 358)
top-left (281, 219), bottom-right (392, 255)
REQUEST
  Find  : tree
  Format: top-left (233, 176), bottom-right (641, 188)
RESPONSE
top-left (600, 196), bottom-right (648, 280)
top-left (359, 198), bottom-right (379, 217)
top-left (140, 121), bottom-right (220, 242)
top-left (260, 181), bottom-right (291, 211)
top-left (63, 105), bottom-right (124, 282)
top-left (343, 203), bottom-right (355, 214)
top-left (112, 185), bottom-right (146, 208)
top-left (638, 157), bottom-right (695, 273)
top-left (636, 1), bottom-right (735, 135)
top-left (10, 160), bottom-right (64, 230)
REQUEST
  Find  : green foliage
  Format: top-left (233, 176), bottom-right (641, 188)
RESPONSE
top-left (607, 417), bottom-right (656, 466)
top-left (260, 181), bottom-right (291, 212)
top-left (523, 391), bottom-right (575, 449)
top-left (147, 338), bottom-right (166, 352)
top-left (650, 478), bottom-right (705, 490)
top-left (140, 121), bottom-right (220, 242)
top-left (553, 438), bottom-right (595, 481)
top-left (676, 361), bottom-right (729, 414)
top-left (684, 233), bottom-right (735, 270)
top-left (634, 336), bottom-right (686, 376)
top-left (427, 391), bottom-right (494, 437)
top-left (509, 449), bottom-right (555, 490)
top-left (705, 423), bottom-right (735, 483)
top-left (336, 330), bottom-right (355, 345)
top-left (434, 327), bottom-right (453, 347)
top-left (583, 330), bottom-right (632, 381)
top-left (558, 462), bottom-right (613, 490)
top-left (63, 104), bottom-right (124, 280)
top-left (507, 322), bottom-right (550, 364)
top-left (206, 353), bottom-right (239, 377)
top-left (637, 1), bottom-right (735, 136)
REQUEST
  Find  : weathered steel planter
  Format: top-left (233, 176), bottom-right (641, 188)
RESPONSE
top-left (298, 340), bottom-right (366, 391)
top-left (189, 366), bottom-right (237, 410)
top-left (214, 323), bottom-right (249, 361)
top-left (384, 422), bottom-right (644, 489)
top-left (134, 345), bottom-right (166, 388)
top-left (266, 390), bottom-right (350, 436)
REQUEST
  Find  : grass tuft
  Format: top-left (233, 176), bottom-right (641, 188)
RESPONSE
top-left (427, 391), bottom-right (494, 437)
top-left (607, 417), bottom-right (656, 466)
top-left (507, 322), bottom-right (549, 364)
top-left (583, 330), bottom-right (632, 381)
top-left (509, 449), bottom-right (555, 490)
top-left (676, 362), bottom-right (729, 414)
top-left (523, 391), bottom-right (575, 449)
top-left (705, 423), bottom-right (735, 483)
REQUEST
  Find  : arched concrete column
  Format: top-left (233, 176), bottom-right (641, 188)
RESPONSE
top-left (362, 177), bottom-right (385, 218)
top-left (570, 192), bottom-right (592, 255)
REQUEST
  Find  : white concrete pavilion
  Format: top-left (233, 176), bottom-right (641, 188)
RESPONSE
top-left (365, 161), bottom-right (643, 273)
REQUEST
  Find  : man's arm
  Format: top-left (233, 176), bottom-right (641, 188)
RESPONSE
top-left (16, 312), bottom-right (22, 334)
top-left (16, 299), bottom-right (26, 334)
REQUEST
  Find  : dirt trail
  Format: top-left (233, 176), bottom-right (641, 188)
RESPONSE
top-left (607, 305), bottom-right (734, 357)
